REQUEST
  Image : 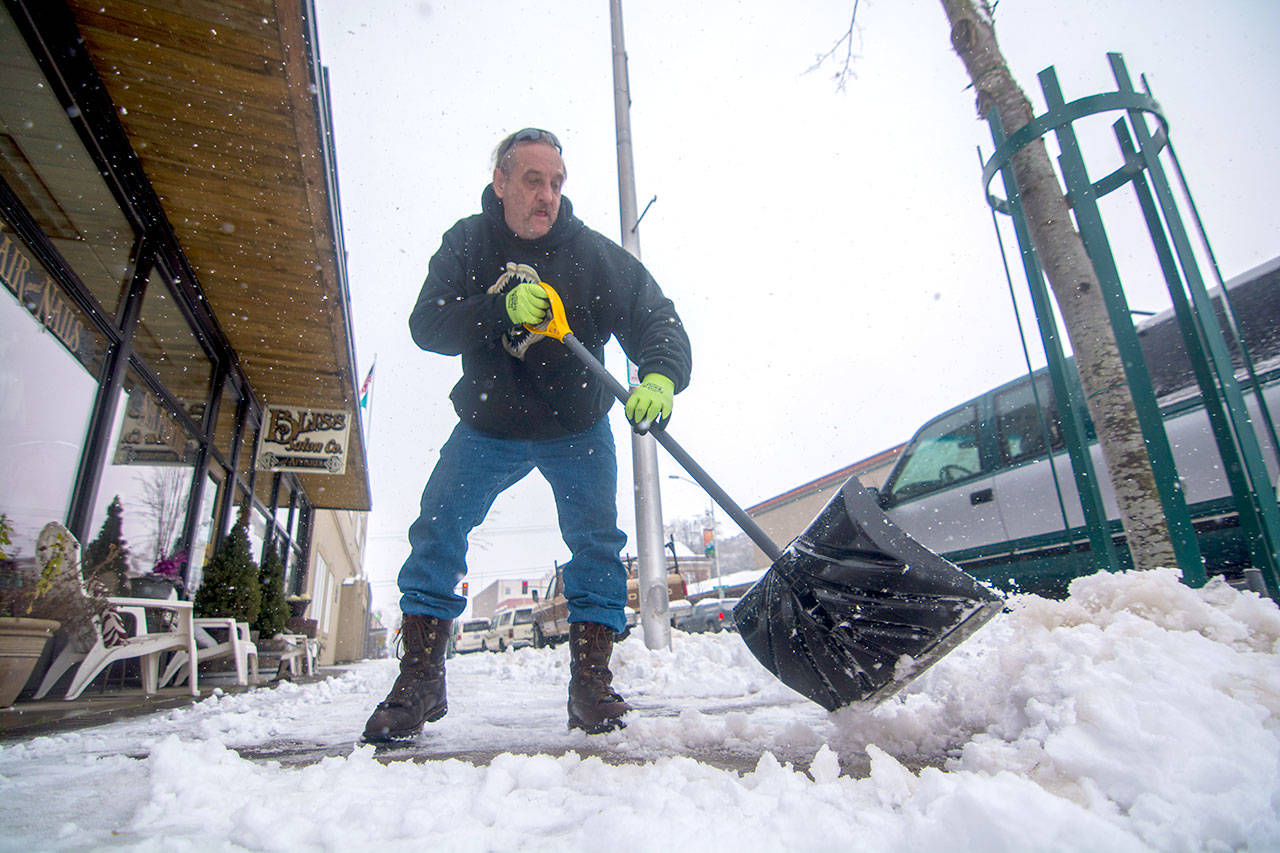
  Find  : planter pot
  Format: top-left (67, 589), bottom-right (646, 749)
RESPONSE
top-left (256, 635), bottom-right (288, 652)
top-left (0, 617), bottom-right (60, 707)
top-left (128, 576), bottom-right (178, 599)
top-left (285, 617), bottom-right (317, 638)
top-left (287, 600), bottom-right (311, 620)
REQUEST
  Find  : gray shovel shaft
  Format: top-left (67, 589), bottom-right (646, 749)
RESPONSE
top-left (562, 333), bottom-right (784, 563)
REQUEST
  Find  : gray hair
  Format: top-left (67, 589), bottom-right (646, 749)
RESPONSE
top-left (493, 128), bottom-right (563, 174)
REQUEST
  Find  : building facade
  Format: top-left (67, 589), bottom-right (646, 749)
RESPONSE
top-left (0, 1), bottom-right (370, 661)
top-left (745, 444), bottom-right (905, 570)
top-left (308, 509), bottom-right (370, 665)
top-left (471, 578), bottom-right (538, 620)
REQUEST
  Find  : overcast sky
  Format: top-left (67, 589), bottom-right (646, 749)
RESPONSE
top-left (311, 0), bottom-right (1280, 615)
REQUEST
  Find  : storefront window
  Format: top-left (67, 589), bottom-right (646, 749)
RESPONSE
top-left (237, 413), bottom-right (260, 498)
top-left (187, 469), bottom-right (221, 592)
top-left (0, 238), bottom-right (107, 555)
top-left (278, 482), bottom-right (298, 541)
top-left (133, 271), bottom-right (214, 428)
top-left (90, 366), bottom-right (199, 575)
top-left (212, 375), bottom-right (241, 468)
top-left (256, 467), bottom-right (278, 515)
top-left (246, 500), bottom-right (268, 564)
top-left (0, 221), bottom-right (109, 373)
top-left (262, 473), bottom-right (299, 539)
top-left (284, 501), bottom-right (309, 593)
top-left (0, 9), bottom-right (136, 318)
top-left (312, 552), bottom-right (334, 634)
top-left (286, 541), bottom-right (305, 593)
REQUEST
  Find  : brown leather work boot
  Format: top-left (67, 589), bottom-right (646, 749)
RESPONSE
top-left (362, 613), bottom-right (450, 742)
top-left (567, 621), bottom-right (631, 733)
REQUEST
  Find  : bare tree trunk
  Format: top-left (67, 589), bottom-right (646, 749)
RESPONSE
top-left (939, 0), bottom-right (1176, 570)
top-left (136, 468), bottom-right (189, 565)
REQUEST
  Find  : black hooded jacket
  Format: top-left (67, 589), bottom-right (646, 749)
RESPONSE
top-left (408, 185), bottom-right (692, 440)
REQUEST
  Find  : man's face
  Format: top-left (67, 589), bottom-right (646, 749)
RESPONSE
top-left (493, 142), bottom-right (564, 240)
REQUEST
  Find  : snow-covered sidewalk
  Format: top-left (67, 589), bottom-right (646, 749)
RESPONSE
top-left (1, 568), bottom-right (1278, 851)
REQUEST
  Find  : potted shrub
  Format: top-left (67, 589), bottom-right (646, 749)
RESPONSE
top-left (83, 496), bottom-right (130, 595)
top-left (0, 517), bottom-right (122, 706)
top-left (253, 544), bottom-right (289, 639)
top-left (1, 517), bottom-right (130, 705)
top-left (0, 515), bottom-right (60, 706)
top-left (193, 511), bottom-right (260, 627)
top-left (131, 551), bottom-right (187, 600)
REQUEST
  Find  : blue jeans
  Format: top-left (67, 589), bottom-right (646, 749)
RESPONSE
top-left (398, 418), bottom-right (629, 633)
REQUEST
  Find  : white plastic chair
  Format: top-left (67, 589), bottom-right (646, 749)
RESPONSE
top-left (34, 596), bottom-right (199, 700)
top-left (275, 633), bottom-right (317, 678)
top-left (160, 618), bottom-right (258, 687)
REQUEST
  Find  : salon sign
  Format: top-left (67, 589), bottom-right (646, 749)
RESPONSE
top-left (256, 405), bottom-right (351, 475)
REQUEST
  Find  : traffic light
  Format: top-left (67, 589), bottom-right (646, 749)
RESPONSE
top-left (521, 580), bottom-right (528, 594)
top-left (460, 582), bottom-right (468, 597)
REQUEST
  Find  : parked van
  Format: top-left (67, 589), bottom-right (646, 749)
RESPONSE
top-left (450, 618), bottom-right (490, 655)
top-left (483, 606), bottom-right (534, 652)
top-left (877, 265), bottom-right (1279, 597)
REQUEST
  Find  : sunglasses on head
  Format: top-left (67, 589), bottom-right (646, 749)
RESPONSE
top-left (499, 128), bottom-right (562, 162)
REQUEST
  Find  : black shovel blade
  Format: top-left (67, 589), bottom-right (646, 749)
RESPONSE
top-left (733, 475), bottom-right (1004, 711)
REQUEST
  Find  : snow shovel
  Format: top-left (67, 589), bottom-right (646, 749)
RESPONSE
top-left (527, 283), bottom-right (1004, 711)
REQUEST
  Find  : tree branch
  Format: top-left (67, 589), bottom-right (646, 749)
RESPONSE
top-left (807, 0), bottom-right (862, 92)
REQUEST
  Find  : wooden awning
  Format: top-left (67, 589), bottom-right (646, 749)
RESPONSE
top-left (64, 0), bottom-right (370, 510)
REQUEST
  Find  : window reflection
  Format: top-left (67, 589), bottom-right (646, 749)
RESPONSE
top-left (255, 466), bottom-right (278, 514)
top-left (187, 469), bottom-right (221, 592)
top-left (313, 553), bottom-right (334, 634)
top-left (0, 11), bottom-right (136, 317)
top-left (0, 278), bottom-right (102, 555)
top-left (133, 271), bottom-right (213, 428)
top-left (285, 501), bottom-right (310, 595)
top-left (1, 220), bottom-right (109, 374)
top-left (211, 375), bottom-right (241, 468)
top-left (90, 367), bottom-right (198, 576)
top-left (274, 479), bottom-right (295, 535)
top-left (246, 499), bottom-right (268, 564)
top-left (237, 413), bottom-right (259, 491)
top-left (886, 404), bottom-right (983, 501)
top-left (995, 376), bottom-right (1064, 466)
top-left (287, 541), bottom-right (306, 593)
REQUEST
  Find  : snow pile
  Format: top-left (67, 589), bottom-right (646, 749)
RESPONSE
top-left (1, 568), bottom-right (1278, 851)
top-left (828, 568), bottom-right (1280, 850)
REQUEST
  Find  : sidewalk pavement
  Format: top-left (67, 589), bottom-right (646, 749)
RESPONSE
top-left (0, 669), bottom-right (334, 741)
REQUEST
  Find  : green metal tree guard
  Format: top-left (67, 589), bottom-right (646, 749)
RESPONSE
top-left (980, 53), bottom-right (1280, 601)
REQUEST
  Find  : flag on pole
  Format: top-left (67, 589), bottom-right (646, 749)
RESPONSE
top-left (359, 362), bottom-right (375, 409)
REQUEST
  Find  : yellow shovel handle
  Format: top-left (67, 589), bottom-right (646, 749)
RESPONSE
top-left (523, 281), bottom-right (573, 342)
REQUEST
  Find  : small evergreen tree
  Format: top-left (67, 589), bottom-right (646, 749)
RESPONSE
top-left (194, 511), bottom-right (260, 624)
top-left (253, 542), bottom-right (289, 638)
top-left (84, 496), bottom-right (130, 594)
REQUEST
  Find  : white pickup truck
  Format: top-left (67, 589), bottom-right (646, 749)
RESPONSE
top-left (530, 565), bottom-right (687, 647)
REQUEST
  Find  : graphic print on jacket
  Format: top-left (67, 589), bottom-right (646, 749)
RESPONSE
top-left (407, 186), bottom-right (692, 441)
top-left (487, 261), bottom-right (544, 360)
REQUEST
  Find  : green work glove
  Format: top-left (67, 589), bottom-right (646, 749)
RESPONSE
top-left (505, 282), bottom-right (549, 326)
top-left (625, 373), bottom-right (675, 431)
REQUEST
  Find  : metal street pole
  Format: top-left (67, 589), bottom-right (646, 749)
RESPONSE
top-left (708, 500), bottom-right (722, 600)
top-left (610, 0), bottom-right (670, 650)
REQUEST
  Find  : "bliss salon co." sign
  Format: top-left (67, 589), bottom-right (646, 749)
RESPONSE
top-left (256, 405), bottom-right (351, 475)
